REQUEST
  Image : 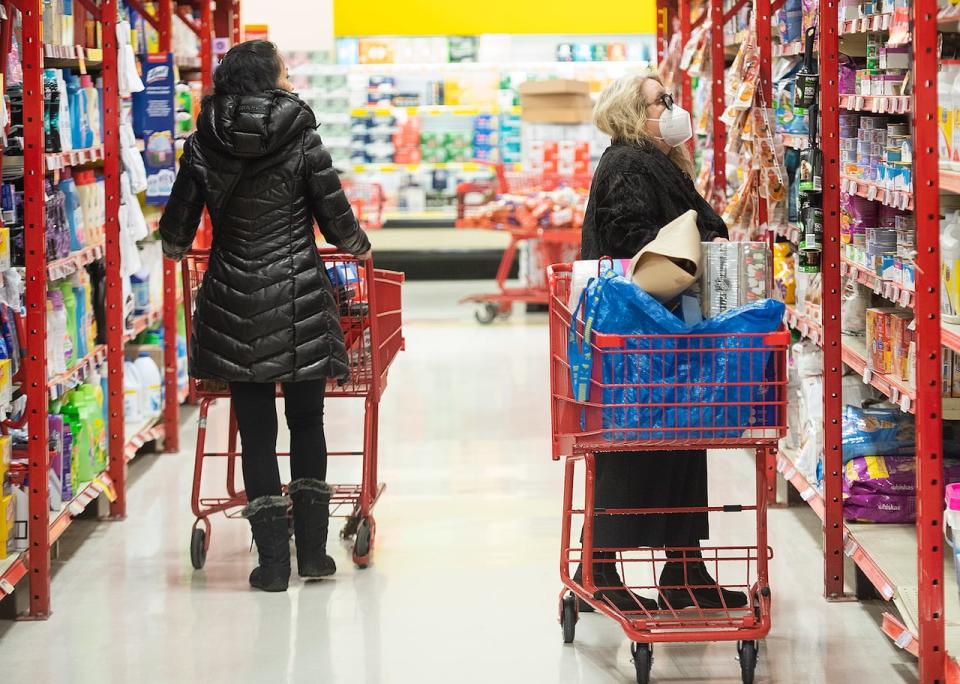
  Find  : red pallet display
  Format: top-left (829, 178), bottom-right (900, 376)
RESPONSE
top-left (672, 0), bottom-right (952, 678)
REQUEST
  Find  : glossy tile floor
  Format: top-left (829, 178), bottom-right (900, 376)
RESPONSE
top-left (1, 281), bottom-right (917, 683)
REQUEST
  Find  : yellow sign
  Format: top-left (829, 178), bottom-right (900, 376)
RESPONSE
top-left (333, 0), bottom-right (656, 37)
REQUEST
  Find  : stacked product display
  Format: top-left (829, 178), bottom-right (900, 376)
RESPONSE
top-left (0, 0), bottom-right (238, 620)
top-left (287, 36), bottom-right (645, 223)
top-left (667, 0), bottom-right (956, 676)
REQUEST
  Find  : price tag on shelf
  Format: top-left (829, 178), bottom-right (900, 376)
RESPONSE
top-left (894, 630), bottom-right (913, 649)
top-left (800, 488), bottom-right (816, 501)
top-left (890, 386), bottom-right (901, 403)
top-left (867, 185), bottom-right (877, 201)
top-left (810, 330), bottom-right (821, 346)
top-left (0, 578), bottom-right (14, 595)
top-left (900, 193), bottom-right (910, 211)
top-left (873, 279), bottom-right (883, 295)
top-left (899, 394), bottom-right (912, 412)
top-left (844, 539), bottom-right (859, 557)
top-left (800, 322), bottom-right (809, 337)
top-left (883, 282), bottom-right (893, 300)
top-left (91, 478), bottom-right (106, 494)
top-left (840, 261), bottom-right (850, 276)
top-left (908, 318), bottom-right (917, 332)
top-left (784, 467), bottom-right (797, 480)
top-left (900, 289), bottom-right (911, 308)
top-left (883, 13), bottom-right (892, 30)
top-left (68, 500), bottom-right (85, 516)
top-left (76, 46), bottom-right (87, 75)
top-left (841, 178), bottom-right (849, 193)
top-left (863, 367), bottom-right (873, 385)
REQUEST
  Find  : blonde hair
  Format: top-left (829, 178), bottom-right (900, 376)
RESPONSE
top-left (593, 72), bottom-right (695, 178)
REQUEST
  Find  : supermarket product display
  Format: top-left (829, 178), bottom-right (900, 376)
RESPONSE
top-left (669, 0), bottom-right (954, 675)
top-left (0, 0), bottom-right (232, 618)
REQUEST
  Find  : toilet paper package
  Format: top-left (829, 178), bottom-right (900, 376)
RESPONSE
top-left (700, 242), bottom-right (773, 318)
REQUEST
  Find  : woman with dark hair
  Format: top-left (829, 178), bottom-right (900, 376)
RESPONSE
top-left (160, 40), bottom-right (371, 592)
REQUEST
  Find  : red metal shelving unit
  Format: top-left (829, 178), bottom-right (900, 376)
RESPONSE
top-left (674, 0), bottom-right (953, 678)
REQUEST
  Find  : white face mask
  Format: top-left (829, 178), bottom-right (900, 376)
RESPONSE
top-left (649, 105), bottom-right (693, 148)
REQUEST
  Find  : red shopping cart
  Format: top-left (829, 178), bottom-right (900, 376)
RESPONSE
top-left (342, 180), bottom-right (386, 230)
top-left (182, 249), bottom-right (404, 570)
top-left (456, 163), bottom-right (590, 324)
top-left (547, 263), bottom-right (789, 684)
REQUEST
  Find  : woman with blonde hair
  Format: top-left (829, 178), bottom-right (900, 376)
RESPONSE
top-left (574, 72), bottom-right (742, 612)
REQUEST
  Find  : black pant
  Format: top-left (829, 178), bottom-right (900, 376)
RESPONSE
top-left (229, 380), bottom-right (328, 501)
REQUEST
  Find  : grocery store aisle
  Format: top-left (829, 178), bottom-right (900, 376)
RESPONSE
top-left (1, 282), bottom-right (915, 683)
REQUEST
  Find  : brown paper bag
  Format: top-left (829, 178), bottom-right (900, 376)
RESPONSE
top-left (628, 209), bottom-right (703, 302)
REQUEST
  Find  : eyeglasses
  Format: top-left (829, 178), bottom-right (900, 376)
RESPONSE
top-left (648, 93), bottom-right (674, 110)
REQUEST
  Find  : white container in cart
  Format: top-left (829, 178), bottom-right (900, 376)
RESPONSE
top-left (946, 483), bottom-right (960, 593)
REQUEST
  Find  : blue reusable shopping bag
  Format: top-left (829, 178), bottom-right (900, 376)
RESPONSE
top-left (568, 269), bottom-right (785, 442)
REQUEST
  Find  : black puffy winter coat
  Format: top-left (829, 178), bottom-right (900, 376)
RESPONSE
top-left (580, 139), bottom-right (728, 549)
top-left (159, 89), bottom-right (370, 383)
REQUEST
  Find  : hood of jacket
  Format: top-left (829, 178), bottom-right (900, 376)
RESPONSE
top-left (196, 90), bottom-right (317, 159)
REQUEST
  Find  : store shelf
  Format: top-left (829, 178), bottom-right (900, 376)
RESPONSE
top-left (772, 221), bottom-right (802, 243)
top-left (0, 551), bottom-right (28, 597)
top-left (48, 471), bottom-right (117, 545)
top-left (124, 417), bottom-right (164, 462)
top-left (780, 133), bottom-right (810, 151)
top-left (43, 44), bottom-right (103, 70)
top-left (783, 304), bottom-right (916, 411)
top-left (45, 146), bottom-right (105, 172)
top-left (840, 257), bottom-right (915, 308)
top-left (124, 307), bottom-right (163, 343)
top-left (783, 303), bottom-right (823, 344)
top-left (773, 39), bottom-right (813, 57)
top-left (351, 104), bottom-right (522, 117)
top-left (291, 60), bottom-right (648, 75)
top-left (47, 242), bottom-right (105, 281)
top-left (47, 345), bottom-right (108, 402)
top-left (841, 175), bottom-right (913, 211)
top-left (350, 161), bottom-right (516, 174)
top-left (842, 12), bottom-right (892, 34)
top-left (841, 335), bottom-right (916, 413)
top-left (840, 94), bottom-right (911, 114)
top-left (774, 448), bottom-right (959, 657)
top-left (941, 168), bottom-right (960, 194)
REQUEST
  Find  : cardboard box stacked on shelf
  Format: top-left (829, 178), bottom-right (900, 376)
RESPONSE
top-left (518, 79), bottom-right (593, 124)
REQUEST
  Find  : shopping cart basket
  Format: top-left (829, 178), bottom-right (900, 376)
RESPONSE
top-left (456, 163), bottom-right (590, 324)
top-left (547, 263), bottom-right (789, 684)
top-left (181, 248), bottom-right (404, 570)
top-left (342, 180), bottom-right (386, 230)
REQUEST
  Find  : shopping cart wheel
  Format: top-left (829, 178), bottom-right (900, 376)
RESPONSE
top-left (631, 643), bottom-right (653, 684)
top-left (560, 593), bottom-right (577, 644)
top-left (475, 303), bottom-right (500, 325)
top-left (353, 517), bottom-right (374, 568)
top-left (190, 528), bottom-right (207, 570)
top-left (738, 641), bottom-right (758, 684)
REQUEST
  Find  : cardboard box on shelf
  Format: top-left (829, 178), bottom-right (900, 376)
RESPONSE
top-left (519, 79), bottom-right (593, 124)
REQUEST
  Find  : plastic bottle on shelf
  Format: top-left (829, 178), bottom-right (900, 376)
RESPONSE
top-left (46, 290), bottom-right (68, 376)
top-left (57, 280), bottom-right (78, 369)
top-left (59, 169), bottom-right (85, 250)
top-left (81, 75), bottom-right (101, 146)
top-left (67, 72), bottom-right (90, 149)
top-left (43, 69), bottom-right (62, 153)
top-left (123, 359), bottom-right (143, 424)
top-left (943, 212), bottom-right (960, 325)
top-left (70, 272), bottom-right (88, 360)
top-left (134, 352), bottom-right (162, 420)
top-left (130, 267), bottom-right (151, 315)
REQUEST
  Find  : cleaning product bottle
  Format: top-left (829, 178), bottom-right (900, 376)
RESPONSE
top-left (59, 169), bottom-right (85, 250)
top-left (123, 359), bottom-right (142, 424)
top-left (60, 391), bottom-right (94, 482)
top-left (67, 72), bottom-right (88, 149)
top-left (134, 352), bottom-right (162, 419)
top-left (44, 69), bottom-right (62, 153)
top-left (943, 211), bottom-right (960, 324)
top-left (81, 75), bottom-right (101, 146)
top-left (70, 272), bottom-right (88, 359)
top-left (130, 266), bottom-right (150, 315)
top-left (58, 280), bottom-right (78, 368)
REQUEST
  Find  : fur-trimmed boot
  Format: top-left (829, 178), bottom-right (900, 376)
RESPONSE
top-left (242, 495), bottom-right (291, 592)
top-left (289, 479), bottom-right (337, 579)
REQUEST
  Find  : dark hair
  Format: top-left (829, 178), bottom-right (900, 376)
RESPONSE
top-left (213, 40), bottom-right (283, 96)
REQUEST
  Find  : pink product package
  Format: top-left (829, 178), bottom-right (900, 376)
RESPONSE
top-left (843, 494), bottom-right (915, 523)
top-left (844, 456), bottom-right (960, 497)
top-left (839, 55), bottom-right (860, 95)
